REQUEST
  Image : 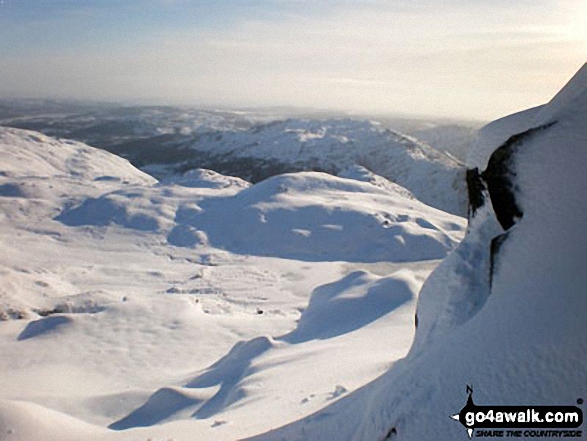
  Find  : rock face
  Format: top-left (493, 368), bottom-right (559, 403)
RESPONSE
top-left (245, 64), bottom-right (587, 441)
top-left (415, 63), bottom-right (587, 350)
top-left (396, 63), bottom-right (587, 440)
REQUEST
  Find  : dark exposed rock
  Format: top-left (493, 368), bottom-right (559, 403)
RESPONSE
top-left (481, 121), bottom-right (556, 230)
top-left (468, 121), bottom-right (557, 288)
top-left (383, 426), bottom-right (397, 439)
top-left (465, 168), bottom-right (486, 219)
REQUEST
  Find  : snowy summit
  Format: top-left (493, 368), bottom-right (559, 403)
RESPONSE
top-left (0, 63), bottom-right (585, 441)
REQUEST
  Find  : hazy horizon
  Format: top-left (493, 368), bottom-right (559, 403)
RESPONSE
top-left (0, 0), bottom-right (585, 121)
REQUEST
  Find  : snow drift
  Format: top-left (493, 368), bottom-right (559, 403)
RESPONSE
top-left (247, 64), bottom-right (587, 440)
top-left (0, 123), bottom-right (465, 440)
top-left (3, 61), bottom-right (584, 441)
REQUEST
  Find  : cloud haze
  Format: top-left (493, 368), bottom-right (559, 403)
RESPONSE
top-left (0, 0), bottom-right (584, 119)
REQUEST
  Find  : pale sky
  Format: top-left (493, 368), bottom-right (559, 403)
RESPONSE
top-left (0, 0), bottom-right (585, 120)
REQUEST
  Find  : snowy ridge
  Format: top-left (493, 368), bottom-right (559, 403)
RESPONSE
top-left (411, 124), bottom-right (478, 162)
top-left (3, 62), bottom-right (583, 440)
top-left (535, 62), bottom-right (587, 124)
top-left (0, 127), bottom-right (155, 186)
top-left (467, 105), bottom-right (544, 169)
top-left (0, 126), bottom-right (465, 440)
top-left (244, 64), bottom-right (587, 440)
top-left (469, 63), bottom-right (587, 169)
top-left (179, 118), bottom-right (467, 215)
top-left (1, 107), bottom-right (469, 216)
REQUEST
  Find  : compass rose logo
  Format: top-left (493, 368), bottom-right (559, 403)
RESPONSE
top-left (451, 385), bottom-right (476, 439)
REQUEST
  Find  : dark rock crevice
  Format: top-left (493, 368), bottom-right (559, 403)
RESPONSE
top-left (480, 121), bottom-right (556, 230)
top-left (465, 168), bottom-right (486, 220)
top-left (465, 121), bottom-right (557, 289)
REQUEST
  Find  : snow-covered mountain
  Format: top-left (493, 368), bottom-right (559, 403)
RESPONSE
top-left (163, 118), bottom-right (467, 216)
top-left (411, 123), bottom-right (479, 162)
top-left (246, 64), bottom-right (587, 440)
top-left (1, 106), bottom-right (469, 216)
top-left (2, 61), bottom-right (582, 441)
top-left (0, 125), bottom-right (465, 440)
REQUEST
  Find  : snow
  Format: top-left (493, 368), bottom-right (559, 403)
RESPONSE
top-left (245, 63), bottom-right (587, 441)
top-left (467, 105), bottom-right (544, 169)
top-left (469, 63), bottom-right (587, 170)
top-left (0, 126), bottom-right (465, 440)
top-left (163, 168), bottom-right (250, 190)
top-left (172, 118), bottom-right (467, 215)
top-left (411, 124), bottom-right (478, 162)
top-left (2, 63), bottom-right (583, 441)
top-left (0, 128), bottom-right (155, 187)
top-left (534, 63), bottom-right (587, 124)
top-left (182, 172), bottom-right (462, 262)
top-left (1, 108), bottom-right (469, 216)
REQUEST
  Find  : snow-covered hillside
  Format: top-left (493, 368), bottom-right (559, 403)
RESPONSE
top-left (246, 64), bottom-right (587, 440)
top-left (411, 123), bottom-right (479, 162)
top-left (3, 59), bottom-right (582, 440)
top-left (0, 126), bottom-right (466, 440)
top-left (1, 106), bottom-right (468, 216)
top-left (174, 118), bottom-right (467, 216)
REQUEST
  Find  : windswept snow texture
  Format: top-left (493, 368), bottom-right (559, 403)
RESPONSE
top-left (0, 126), bottom-right (466, 440)
top-left (283, 270), bottom-right (417, 343)
top-left (248, 63), bottom-right (587, 441)
top-left (179, 172), bottom-right (462, 262)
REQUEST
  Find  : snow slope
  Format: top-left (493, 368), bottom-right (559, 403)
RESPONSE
top-left (1, 107), bottom-right (468, 216)
top-left (0, 127), bottom-right (466, 440)
top-left (177, 118), bottom-right (467, 216)
top-left (411, 123), bottom-right (478, 162)
top-left (246, 64), bottom-right (587, 440)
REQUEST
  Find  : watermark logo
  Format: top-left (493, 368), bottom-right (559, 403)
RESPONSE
top-left (451, 386), bottom-right (583, 439)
